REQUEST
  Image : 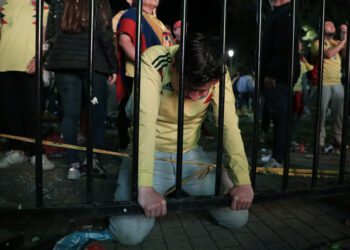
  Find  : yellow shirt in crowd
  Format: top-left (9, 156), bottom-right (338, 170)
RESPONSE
top-left (311, 39), bottom-right (343, 86)
top-left (293, 60), bottom-right (313, 93)
top-left (137, 45), bottom-right (251, 187)
top-left (0, 0), bottom-right (48, 72)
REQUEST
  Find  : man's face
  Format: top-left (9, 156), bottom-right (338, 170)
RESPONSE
top-left (171, 61), bottom-right (218, 102)
top-left (324, 21), bottom-right (336, 36)
top-left (143, 0), bottom-right (159, 9)
top-left (183, 80), bottom-right (218, 101)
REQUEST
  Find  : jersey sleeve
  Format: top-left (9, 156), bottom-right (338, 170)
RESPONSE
top-left (211, 70), bottom-right (251, 186)
top-left (117, 10), bottom-right (136, 43)
top-left (137, 50), bottom-right (162, 187)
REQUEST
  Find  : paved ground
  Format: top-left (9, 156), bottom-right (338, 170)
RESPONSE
top-left (0, 145), bottom-right (349, 249)
top-left (1, 195), bottom-right (350, 249)
top-left (0, 115), bottom-right (349, 249)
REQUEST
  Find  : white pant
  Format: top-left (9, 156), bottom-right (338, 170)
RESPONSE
top-left (320, 84), bottom-right (344, 146)
top-left (109, 147), bottom-right (249, 246)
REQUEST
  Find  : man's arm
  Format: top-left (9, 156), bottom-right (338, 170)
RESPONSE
top-left (137, 48), bottom-right (166, 217)
top-left (212, 70), bottom-right (254, 210)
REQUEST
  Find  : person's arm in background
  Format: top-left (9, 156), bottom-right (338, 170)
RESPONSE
top-left (262, 14), bottom-right (291, 88)
top-left (261, 20), bottom-right (276, 88)
top-left (339, 24), bottom-right (348, 57)
top-left (323, 25), bottom-right (347, 58)
top-left (97, 2), bottom-right (118, 84)
top-left (117, 9), bottom-right (138, 62)
top-left (119, 34), bottom-right (135, 61)
top-left (324, 40), bottom-right (347, 59)
top-left (27, 2), bottom-right (50, 74)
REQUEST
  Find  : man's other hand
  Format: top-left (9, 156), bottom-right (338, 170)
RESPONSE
top-left (138, 187), bottom-right (167, 218)
top-left (229, 185), bottom-right (254, 210)
top-left (263, 76), bottom-right (276, 89)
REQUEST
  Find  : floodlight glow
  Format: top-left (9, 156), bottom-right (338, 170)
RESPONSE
top-left (228, 50), bottom-right (234, 57)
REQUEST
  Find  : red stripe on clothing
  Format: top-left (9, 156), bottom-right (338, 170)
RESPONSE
top-left (204, 93), bottom-right (212, 104)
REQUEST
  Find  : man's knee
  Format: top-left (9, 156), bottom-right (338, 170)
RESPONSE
top-left (210, 208), bottom-right (249, 229)
top-left (109, 215), bottom-right (154, 246)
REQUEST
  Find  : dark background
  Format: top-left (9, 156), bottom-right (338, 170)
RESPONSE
top-left (110, 0), bottom-right (349, 74)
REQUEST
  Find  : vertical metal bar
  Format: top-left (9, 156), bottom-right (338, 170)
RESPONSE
top-left (282, 0), bottom-right (296, 190)
top-left (86, 0), bottom-right (96, 203)
top-left (339, 19), bottom-right (350, 185)
top-left (175, 0), bottom-right (187, 198)
top-left (311, 0), bottom-right (326, 188)
top-left (132, 0), bottom-right (143, 200)
top-left (215, 0), bottom-right (227, 196)
top-left (251, 0), bottom-right (263, 190)
top-left (35, 0), bottom-right (44, 207)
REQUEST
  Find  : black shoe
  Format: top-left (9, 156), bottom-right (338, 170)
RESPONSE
top-left (82, 155), bottom-right (107, 179)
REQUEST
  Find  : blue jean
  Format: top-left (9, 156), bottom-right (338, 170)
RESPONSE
top-left (55, 71), bottom-right (107, 164)
top-left (263, 84), bottom-right (289, 163)
top-left (109, 147), bottom-right (249, 246)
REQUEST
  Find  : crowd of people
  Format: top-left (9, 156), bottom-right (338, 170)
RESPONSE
top-left (0, 0), bottom-right (348, 248)
top-left (231, 0), bottom-right (348, 168)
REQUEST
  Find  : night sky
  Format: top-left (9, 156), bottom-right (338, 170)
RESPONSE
top-left (110, 0), bottom-right (223, 36)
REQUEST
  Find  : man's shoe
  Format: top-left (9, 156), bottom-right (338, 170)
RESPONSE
top-left (0, 150), bottom-right (28, 168)
top-left (264, 157), bottom-right (283, 168)
top-left (67, 162), bottom-right (86, 180)
top-left (30, 154), bottom-right (55, 170)
top-left (83, 154), bottom-right (107, 179)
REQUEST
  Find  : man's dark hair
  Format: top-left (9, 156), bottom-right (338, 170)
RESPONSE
top-left (174, 32), bottom-right (226, 87)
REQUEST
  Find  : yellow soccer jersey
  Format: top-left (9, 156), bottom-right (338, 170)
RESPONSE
top-left (311, 39), bottom-right (343, 86)
top-left (0, 0), bottom-right (49, 72)
top-left (137, 45), bottom-right (250, 187)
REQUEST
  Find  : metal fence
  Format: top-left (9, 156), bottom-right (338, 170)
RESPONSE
top-left (0, 0), bottom-right (349, 218)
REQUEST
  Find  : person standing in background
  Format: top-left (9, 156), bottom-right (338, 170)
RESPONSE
top-left (261, 0), bottom-right (301, 168)
top-left (311, 21), bottom-right (347, 152)
top-left (0, 0), bottom-right (54, 170)
top-left (115, 0), bottom-right (174, 149)
top-left (44, 0), bottom-right (117, 180)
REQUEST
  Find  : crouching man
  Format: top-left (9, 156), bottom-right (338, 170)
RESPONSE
top-left (109, 33), bottom-right (254, 245)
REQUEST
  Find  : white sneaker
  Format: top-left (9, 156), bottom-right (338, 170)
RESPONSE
top-left (67, 162), bottom-right (85, 180)
top-left (0, 150), bottom-right (28, 168)
top-left (264, 157), bottom-right (283, 168)
top-left (30, 154), bottom-right (55, 170)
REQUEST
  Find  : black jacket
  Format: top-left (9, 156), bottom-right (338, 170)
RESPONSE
top-left (261, 3), bottom-right (301, 85)
top-left (45, 0), bottom-right (117, 75)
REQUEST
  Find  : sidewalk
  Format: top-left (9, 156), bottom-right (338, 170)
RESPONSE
top-left (1, 195), bottom-right (350, 249)
top-left (0, 135), bottom-right (349, 249)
